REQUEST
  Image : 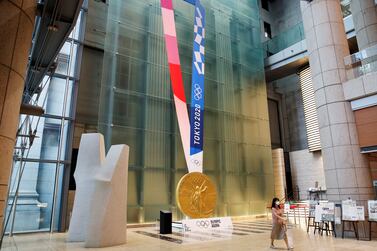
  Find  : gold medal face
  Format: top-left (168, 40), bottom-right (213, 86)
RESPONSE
top-left (176, 172), bottom-right (217, 218)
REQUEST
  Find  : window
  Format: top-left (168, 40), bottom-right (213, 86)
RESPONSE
top-left (261, 0), bottom-right (269, 11)
top-left (264, 22), bottom-right (272, 39)
top-left (299, 67), bottom-right (321, 152)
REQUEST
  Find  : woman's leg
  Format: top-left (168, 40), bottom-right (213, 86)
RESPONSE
top-left (283, 236), bottom-right (288, 246)
top-left (270, 238), bottom-right (274, 247)
top-left (284, 236), bottom-right (289, 249)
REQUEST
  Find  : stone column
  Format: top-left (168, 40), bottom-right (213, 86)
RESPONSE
top-left (0, 0), bottom-right (36, 231)
top-left (272, 148), bottom-right (286, 200)
top-left (350, 0), bottom-right (377, 50)
top-left (300, 0), bottom-right (374, 203)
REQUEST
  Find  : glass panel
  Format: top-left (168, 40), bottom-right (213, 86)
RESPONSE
top-left (5, 162), bottom-right (58, 233)
top-left (340, 0), bottom-right (351, 17)
top-left (6, 5), bottom-right (85, 234)
top-left (263, 22), bottom-right (305, 56)
top-left (55, 42), bottom-right (78, 77)
top-left (98, 0), bottom-right (274, 223)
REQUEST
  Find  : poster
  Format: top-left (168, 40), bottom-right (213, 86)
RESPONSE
top-left (368, 200), bottom-right (377, 221)
top-left (315, 204), bottom-right (323, 223)
top-left (335, 204), bottom-right (342, 224)
top-left (309, 201), bottom-right (316, 218)
top-left (321, 202), bottom-right (335, 222)
top-left (356, 206), bottom-right (365, 221)
top-left (342, 200), bottom-right (358, 221)
top-left (284, 203), bottom-right (290, 214)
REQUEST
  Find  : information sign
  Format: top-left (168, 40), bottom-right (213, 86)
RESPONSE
top-left (368, 200), bottom-right (377, 221)
top-left (321, 202), bottom-right (335, 222)
top-left (309, 201), bottom-right (316, 218)
top-left (335, 204), bottom-right (342, 224)
top-left (182, 217), bottom-right (233, 232)
top-left (356, 206), bottom-right (365, 221)
top-left (342, 200), bottom-right (358, 221)
top-left (315, 204), bottom-right (323, 223)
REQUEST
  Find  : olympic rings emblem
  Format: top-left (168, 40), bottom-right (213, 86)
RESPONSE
top-left (196, 220), bottom-right (210, 228)
top-left (194, 84), bottom-right (202, 100)
top-left (192, 159), bottom-right (200, 166)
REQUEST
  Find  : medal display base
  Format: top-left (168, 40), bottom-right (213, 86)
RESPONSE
top-left (181, 216), bottom-right (233, 232)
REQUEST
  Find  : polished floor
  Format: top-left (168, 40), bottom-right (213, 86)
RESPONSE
top-left (2, 220), bottom-right (377, 251)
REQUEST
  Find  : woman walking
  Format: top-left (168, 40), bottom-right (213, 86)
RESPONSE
top-left (270, 198), bottom-right (293, 250)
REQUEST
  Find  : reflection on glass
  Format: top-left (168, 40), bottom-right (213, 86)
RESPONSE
top-left (99, 0), bottom-right (274, 223)
top-left (5, 162), bottom-right (57, 232)
top-left (263, 22), bottom-right (304, 56)
top-left (340, 0), bottom-right (351, 17)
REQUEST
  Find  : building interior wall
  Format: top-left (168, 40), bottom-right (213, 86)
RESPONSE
top-left (259, 0), bottom-right (302, 41)
top-left (268, 74), bottom-right (308, 152)
top-left (267, 0), bottom-right (302, 36)
top-left (267, 73), bottom-right (326, 201)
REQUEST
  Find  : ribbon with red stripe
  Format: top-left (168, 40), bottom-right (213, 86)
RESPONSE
top-left (160, 0), bottom-right (205, 173)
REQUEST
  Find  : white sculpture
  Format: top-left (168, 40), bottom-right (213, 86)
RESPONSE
top-left (67, 133), bottom-right (129, 248)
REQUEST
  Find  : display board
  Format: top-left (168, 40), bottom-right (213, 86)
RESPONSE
top-left (309, 201), bottom-right (316, 218)
top-left (342, 200), bottom-right (358, 221)
top-left (315, 204), bottom-right (323, 223)
top-left (284, 203), bottom-right (290, 213)
top-left (321, 202), bottom-right (335, 222)
top-left (314, 202), bottom-right (335, 222)
top-left (356, 206), bottom-right (365, 221)
top-left (368, 200), bottom-right (377, 221)
top-left (335, 204), bottom-right (342, 224)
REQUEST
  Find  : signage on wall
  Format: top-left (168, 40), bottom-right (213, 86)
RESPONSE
top-left (182, 217), bottom-right (233, 232)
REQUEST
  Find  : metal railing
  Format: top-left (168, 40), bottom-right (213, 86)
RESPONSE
top-left (344, 43), bottom-right (377, 81)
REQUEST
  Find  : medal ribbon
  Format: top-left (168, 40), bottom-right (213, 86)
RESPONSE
top-left (161, 0), bottom-right (205, 173)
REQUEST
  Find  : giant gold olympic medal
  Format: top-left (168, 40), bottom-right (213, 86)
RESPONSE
top-left (176, 172), bottom-right (217, 218)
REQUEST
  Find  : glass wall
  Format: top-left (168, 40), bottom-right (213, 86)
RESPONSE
top-left (4, 6), bottom-right (86, 234)
top-left (263, 22), bottom-right (304, 56)
top-left (99, 0), bottom-right (274, 223)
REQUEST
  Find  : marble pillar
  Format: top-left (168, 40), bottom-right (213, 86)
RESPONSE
top-left (350, 0), bottom-right (377, 50)
top-left (0, 0), bottom-right (36, 232)
top-left (300, 0), bottom-right (374, 203)
top-left (272, 148), bottom-right (286, 200)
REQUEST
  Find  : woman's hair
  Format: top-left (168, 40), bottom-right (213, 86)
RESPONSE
top-left (271, 197), bottom-right (280, 209)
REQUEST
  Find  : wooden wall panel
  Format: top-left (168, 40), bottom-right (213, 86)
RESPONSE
top-left (354, 105), bottom-right (377, 148)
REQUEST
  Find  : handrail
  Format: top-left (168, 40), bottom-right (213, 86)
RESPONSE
top-left (344, 43), bottom-right (377, 80)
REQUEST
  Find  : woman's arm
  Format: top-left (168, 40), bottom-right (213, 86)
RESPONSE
top-left (272, 208), bottom-right (286, 221)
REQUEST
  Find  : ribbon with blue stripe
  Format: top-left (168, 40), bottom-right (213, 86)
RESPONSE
top-left (189, 0), bottom-right (205, 172)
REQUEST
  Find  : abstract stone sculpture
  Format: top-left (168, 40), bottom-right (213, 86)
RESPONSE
top-left (67, 133), bottom-right (129, 247)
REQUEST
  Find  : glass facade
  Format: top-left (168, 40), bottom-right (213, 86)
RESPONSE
top-left (263, 0), bottom-right (351, 57)
top-left (4, 7), bottom-right (86, 234)
top-left (263, 22), bottom-right (304, 56)
top-left (98, 0), bottom-right (273, 223)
